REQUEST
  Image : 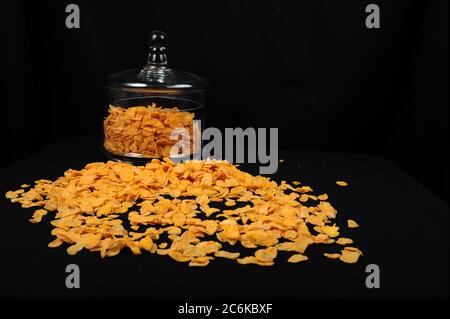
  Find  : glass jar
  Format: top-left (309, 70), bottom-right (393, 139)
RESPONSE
top-left (104, 31), bottom-right (207, 164)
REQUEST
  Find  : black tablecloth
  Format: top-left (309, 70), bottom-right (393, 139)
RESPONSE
top-left (0, 138), bottom-right (448, 299)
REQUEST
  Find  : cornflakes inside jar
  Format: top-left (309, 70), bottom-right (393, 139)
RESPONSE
top-left (104, 31), bottom-right (207, 163)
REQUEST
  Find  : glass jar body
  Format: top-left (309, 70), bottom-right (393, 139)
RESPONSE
top-left (103, 87), bottom-right (204, 164)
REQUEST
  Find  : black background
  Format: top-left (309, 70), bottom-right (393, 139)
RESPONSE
top-left (0, 0), bottom-right (448, 201)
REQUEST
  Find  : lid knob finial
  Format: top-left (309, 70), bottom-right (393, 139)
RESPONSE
top-left (148, 30), bottom-right (168, 65)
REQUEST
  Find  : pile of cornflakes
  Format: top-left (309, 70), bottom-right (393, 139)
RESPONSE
top-left (5, 159), bottom-right (362, 266)
top-left (104, 104), bottom-right (196, 158)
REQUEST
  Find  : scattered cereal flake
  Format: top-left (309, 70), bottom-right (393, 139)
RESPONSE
top-left (297, 186), bottom-right (313, 193)
top-left (336, 181), bottom-right (348, 187)
top-left (119, 169), bottom-right (134, 182)
top-left (5, 189), bottom-right (24, 199)
top-left (314, 233), bottom-right (329, 243)
top-left (324, 253), bottom-right (341, 259)
top-left (343, 246), bottom-right (363, 256)
top-left (255, 247), bottom-right (278, 262)
top-left (189, 257), bottom-right (212, 267)
top-left (287, 254), bottom-right (309, 263)
top-left (48, 239), bottom-right (63, 248)
top-left (172, 212), bottom-right (186, 227)
top-left (336, 237), bottom-right (353, 245)
top-left (237, 256), bottom-right (274, 266)
top-left (168, 226), bottom-right (182, 235)
top-left (320, 225), bottom-right (340, 238)
top-left (139, 236), bottom-right (154, 252)
top-left (29, 209), bottom-right (48, 224)
top-left (67, 243), bottom-right (84, 256)
top-left (347, 219), bottom-right (359, 228)
top-left (127, 241), bottom-right (142, 255)
top-left (214, 251), bottom-right (240, 260)
top-left (157, 249), bottom-right (170, 255)
top-left (299, 194), bottom-right (309, 202)
top-left (203, 220), bottom-right (218, 235)
top-left (169, 251), bottom-right (191, 263)
top-left (339, 249), bottom-right (361, 264)
top-left (225, 200), bottom-right (236, 207)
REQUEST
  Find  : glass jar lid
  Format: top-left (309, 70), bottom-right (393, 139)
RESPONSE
top-left (106, 31), bottom-right (208, 91)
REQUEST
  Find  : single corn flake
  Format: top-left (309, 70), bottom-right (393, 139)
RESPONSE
top-left (324, 253), bottom-right (341, 259)
top-left (29, 209), bottom-right (48, 224)
top-left (255, 247), bottom-right (278, 262)
top-left (320, 225), bottom-right (340, 238)
top-left (339, 249), bottom-right (361, 264)
top-left (189, 257), bottom-right (212, 267)
top-left (237, 256), bottom-right (274, 267)
top-left (139, 236), bottom-right (154, 252)
top-left (343, 246), bottom-right (363, 256)
top-left (336, 237), bottom-right (353, 245)
top-left (336, 181), bottom-right (348, 187)
top-left (347, 219), bottom-right (359, 228)
top-left (48, 239), bottom-right (63, 248)
top-left (214, 250), bottom-right (240, 260)
top-left (287, 254), bottom-right (308, 263)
